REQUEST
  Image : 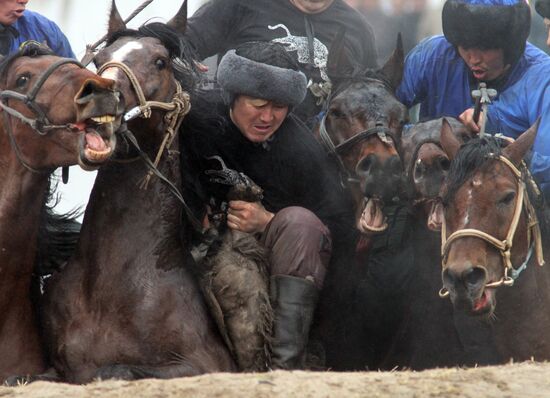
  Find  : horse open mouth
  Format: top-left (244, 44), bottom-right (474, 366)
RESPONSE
top-left (74, 115), bottom-right (117, 170)
top-left (357, 197), bottom-right (388, 234)
top-left (471, 289), bottom-right (494, 315)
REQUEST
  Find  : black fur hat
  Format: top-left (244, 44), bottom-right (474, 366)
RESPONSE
top-left (442, 0), bottom-right (531, 65)
top-left (536, 0), bottom-right (550, 19)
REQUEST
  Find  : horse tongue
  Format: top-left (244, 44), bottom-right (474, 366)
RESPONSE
top-left (357, 198), bottom-right (387, 234)
top-left (85, 131), bottom-right (107, 152)
top-left (427, 201), bottom-right (443, 231)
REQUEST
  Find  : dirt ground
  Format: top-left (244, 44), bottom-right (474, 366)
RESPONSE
top-left (1, 362), bottom-right (550, 398)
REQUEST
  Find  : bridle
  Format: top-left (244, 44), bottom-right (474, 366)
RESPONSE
top-left (439, 155), bottom-right (545, 298)
top-left (96, 59), bottom-right (204, 233)
top-left (0, 57), bottom-right (86, 173)
top-left (318, 112), bottom-right (398, 186)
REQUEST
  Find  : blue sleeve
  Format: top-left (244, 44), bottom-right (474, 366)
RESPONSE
top-left (487, 69), bottom-right (550, 195)
top-left (46, 19), bottom-right (75, 59)
top-left (395, 42), bottom-right (428, 108)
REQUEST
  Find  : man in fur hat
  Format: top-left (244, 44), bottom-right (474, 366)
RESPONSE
top-left (182, 41), bottom-right (354, 370)
top-left (397, 0), bottom-right (550, 195)
top-left (536, 0), bottom-right (550, 47)
top-left (184, 0), bottom-right (377, 126)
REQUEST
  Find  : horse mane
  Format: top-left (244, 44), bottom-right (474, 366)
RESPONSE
top-left (104, 22), bottom-right (200, 92)
top-left (35, 177), bottom-right (81, 277)
top-left (443, 135), bottom-right (550, 239)
top-left (0, 42), bottom-right (54, 79)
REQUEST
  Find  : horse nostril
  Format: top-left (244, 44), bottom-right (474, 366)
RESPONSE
top-left (442, 268), bottom-right (458, 288)
top-left (438, 156), bottom-right (451, 172)
top-left (388, 156), bottom-right (403, 175)
top-left (463, 267), bottom-right (487, 289)
top-left (76, 80), bottom-right (103, 104)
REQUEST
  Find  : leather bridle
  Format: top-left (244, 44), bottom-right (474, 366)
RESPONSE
top-left (439, 155), bottom-right (545, 298)
top-left (0, 57), bottom-right (86, 173)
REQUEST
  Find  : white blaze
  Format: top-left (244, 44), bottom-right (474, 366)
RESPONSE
top-left (100, 41), bottom-right (144, 81)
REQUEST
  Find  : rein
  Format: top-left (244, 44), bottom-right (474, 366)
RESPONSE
top-left (439, 155), bottom-right (545, 298)
top-left (96, 60), bottom-right (204, 233)
top-left (0, 57), bottom-right (86, 173)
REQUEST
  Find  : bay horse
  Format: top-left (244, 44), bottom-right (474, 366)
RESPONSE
top-left (0, 43), bottom-right (121, 382)
top-left (438, 120), bottom-right (550, 361)
top-left (383, 118), bottom-right (501, 369)
top-left (35, 1), bottom-right (235, 384)
top-left (312, 34), bottom-right (415, 371)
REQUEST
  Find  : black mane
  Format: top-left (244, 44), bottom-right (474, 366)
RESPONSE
top-left (0, 41), bottom-right (54, 80)
top-left (104, 22), bottom-right (200, 91)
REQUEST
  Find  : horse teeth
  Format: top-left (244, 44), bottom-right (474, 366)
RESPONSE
top-left (91, 115), bottom-right (115, 124)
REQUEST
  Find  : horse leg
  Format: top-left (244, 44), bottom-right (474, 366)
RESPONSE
top-left (94, 362), bottom-right (203, 381)
top-left (4, 367), bottom-right (61, 386)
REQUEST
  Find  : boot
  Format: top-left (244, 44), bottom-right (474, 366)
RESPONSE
top-left (270, 275), bottom-right (319, 370)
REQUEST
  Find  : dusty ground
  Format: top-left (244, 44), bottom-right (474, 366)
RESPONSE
top-left (1, 362), bottom-right (550, 398)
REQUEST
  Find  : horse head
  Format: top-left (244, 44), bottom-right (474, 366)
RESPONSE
top-left (401, 118), bottom-right (473, 226)
top-left (94, 0), bottom-right (193, 154)
top-left (439, 121), bottom-right (543, 316)
top-left (0, 42), bottom-right (121, 171)
top-left (321, 33), bottom-right (408, 234)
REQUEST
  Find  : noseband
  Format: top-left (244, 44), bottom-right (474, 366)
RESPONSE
top-left (0, 57), bottom-right (86, 173)
top-left (439, 155), bottom-right (545, 298)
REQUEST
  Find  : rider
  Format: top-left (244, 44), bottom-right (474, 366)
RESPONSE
top-left (184, 0), bottom-right (377, 125)
top-left (396, 0), bottom-right (550, 196)
top-left (0, 0), bottom-right (74, 57)
top-left (535, 0), bottom-right (550, 47)
top-left (182, 41), bottom-right (354, 370)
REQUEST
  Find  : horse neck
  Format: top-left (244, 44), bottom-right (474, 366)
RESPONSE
top-left (0, 126), bottom-right (49, 308)
top-left (77, 121), bottom-right (184, 281)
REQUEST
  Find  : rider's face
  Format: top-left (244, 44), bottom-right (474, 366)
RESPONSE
top-left (458, 46), bottom-right (510, 81)
top-left (230, 95), bottom-right (289, 143)
top-left (289, 0), bottom-right (335, 14)
top-left (544, 18), bottom-right (550, 48)
top-left (0, 0), bottom-right (28, 26)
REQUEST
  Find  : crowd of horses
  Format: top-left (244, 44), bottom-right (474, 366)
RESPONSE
top-left (1, 0), bottom-right (549, 386)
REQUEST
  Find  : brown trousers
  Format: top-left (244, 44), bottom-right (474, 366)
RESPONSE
top-left (260, 207), bottom-right (332, 290)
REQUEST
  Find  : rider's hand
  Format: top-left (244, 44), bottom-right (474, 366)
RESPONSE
top-left (227, 200), bottom-right (274, 234)
top-left (458, 108), bottom-right (483, 134)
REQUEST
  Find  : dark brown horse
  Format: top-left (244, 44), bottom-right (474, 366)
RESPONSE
top-left (0, 44), bottom-right (121, 382)
top-left (439, 121), bottom-right (550, 361)
top-left (312, 35), bottom-right (414, 371)
top-left (34, 2), bottom-right (235, 384)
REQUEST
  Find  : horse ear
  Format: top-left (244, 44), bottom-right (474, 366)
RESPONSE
top-left (167, 0), bottom-right (187, 34)
top-left (327, 27), bottom-right (355, 81)
top-left (440, 117), bottom-right (461, 160)
top-left (107, 0), bottom-right (126, 37)
top-left (379, 33), bottom-right (404, 91)
top-left (502, 118), bottom-right (539, 165)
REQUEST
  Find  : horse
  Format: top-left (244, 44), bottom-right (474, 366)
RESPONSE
top-left (0, 43), bottom-right (121, 382)
top-left (438, 120), bottom-right (550, 361)
top-left (381, 118), bottom-right (501, 369)
top-left (32, 1), bottom-right (235, 384)
top-left (311, 34), bottom-right (416, 371)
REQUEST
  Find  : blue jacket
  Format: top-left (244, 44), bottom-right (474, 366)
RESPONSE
top-left (9, 10), bottom-right (74, 58)
top-left (396, 35), bottom-right (550, 194)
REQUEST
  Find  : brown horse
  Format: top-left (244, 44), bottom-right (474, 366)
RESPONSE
top-left (35, 1), bottom-right (235, 384)
top-left (0, 43), bottom-right (121, 382)
top-left (439, 120), bottom-right (550, 361)
top-left (312, 35), bottom-right (414, 371)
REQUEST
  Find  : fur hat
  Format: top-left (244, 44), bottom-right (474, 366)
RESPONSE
top-left (536, 0), bottom-right (550, 19)
top-left (217, 49), bottom-right (307, 107)
top-left (442, 0), bottom-right (531, 65)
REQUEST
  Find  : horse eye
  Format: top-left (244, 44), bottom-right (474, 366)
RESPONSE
top-left (499, 191), bottom-right (516, 206)
top-left (16, 74), bottom-right (29, 88)
top-left (155, 58), bottom-right (166, 70)
top-left (329, 108), bottom-right (344, 118)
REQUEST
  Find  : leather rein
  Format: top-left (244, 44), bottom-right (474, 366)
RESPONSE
top-left (97, 60), bottom-right (204, 233)
top-left (0, 57), bottom-right (86, 173)
top-left (439, 155), bottom-right (545, 298)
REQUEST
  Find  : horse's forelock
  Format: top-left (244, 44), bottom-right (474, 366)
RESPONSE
top-left (442, 137), bottom-right (504, 206)
top-left (0, 43), bottom-right (54, 80)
